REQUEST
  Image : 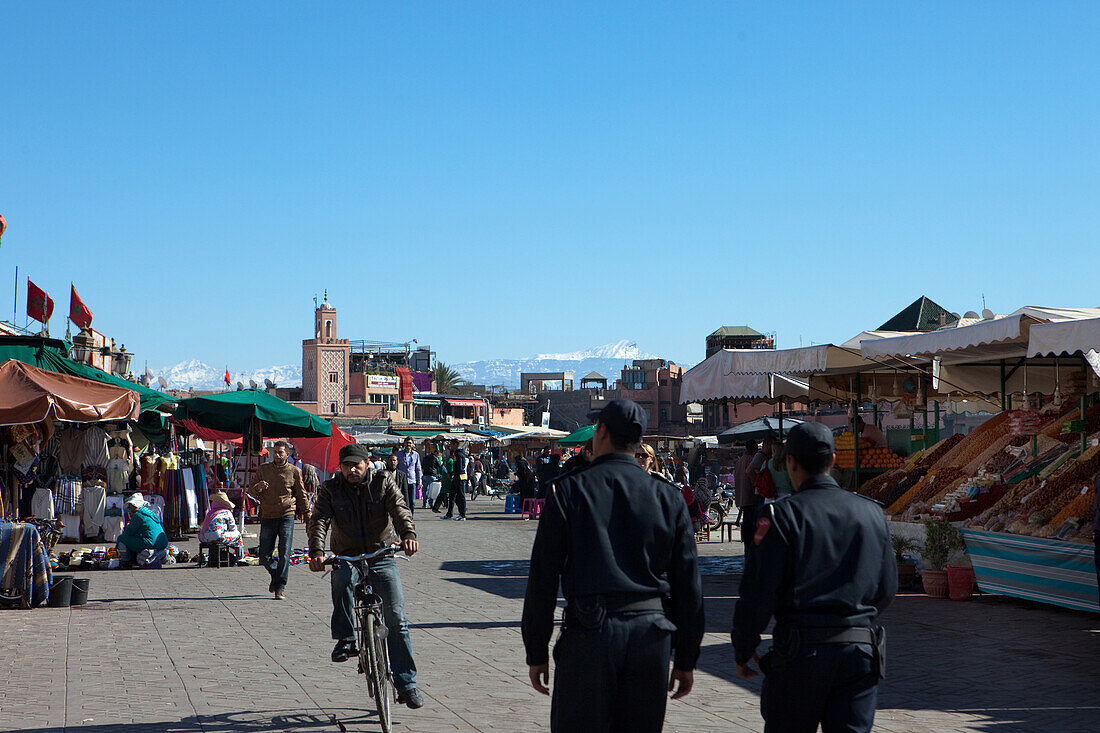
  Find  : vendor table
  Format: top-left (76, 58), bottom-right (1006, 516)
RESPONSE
top-left (961, 529), bottom-right (1098, 614)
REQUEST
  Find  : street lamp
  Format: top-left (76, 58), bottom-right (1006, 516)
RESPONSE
top-left (71, 328), bottom-right (95, 364)
top-left (114, 345), bottom-right (132, 376)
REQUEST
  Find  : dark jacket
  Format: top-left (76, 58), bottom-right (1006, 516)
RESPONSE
top-left (308, 468), bottom-right (416, 556)
top-left (515, 458), bottom-right (537, 500)
top-left (731, 473), bottom-right (897, 665)
top-left (522, 453), bottom-right (704, 670)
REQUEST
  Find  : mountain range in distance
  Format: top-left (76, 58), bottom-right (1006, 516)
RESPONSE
top-left (452, 340), bottom-right (667, 389)
top-left (154, 340), bottom-right (679, 391)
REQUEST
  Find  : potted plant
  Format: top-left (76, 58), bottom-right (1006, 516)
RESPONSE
top-left (891, 534), bottom-right (920, 589)
top-left (946, 548), bottom-right (976, 601)
top-left (920, 519), bottom-right (963, 598)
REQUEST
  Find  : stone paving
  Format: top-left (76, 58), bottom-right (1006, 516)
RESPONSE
top-left (2, 499), bottom-right (1099, 732)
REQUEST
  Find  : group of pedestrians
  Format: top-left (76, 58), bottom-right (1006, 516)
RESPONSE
top-left (521, 399), bottom-right (898, 733)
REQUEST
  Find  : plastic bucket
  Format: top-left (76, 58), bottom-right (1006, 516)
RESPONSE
top-left (47, 576), bottom-right (72, 607)
top-left (70, 578), bottom-right (90, 605)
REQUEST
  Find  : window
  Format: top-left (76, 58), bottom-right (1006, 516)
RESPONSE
top-left (659, 408), bottom-right (668, 423)
top-left (403, 404), bottom-right (410, 420)
top-left (329, 372), bottom-right (339, 383)
top-left (330, 402), bottom-right (338, 414)
top-left (325, 320), bottom-right (332, 339)
top-left (370, 393), bottom-right (394, 410)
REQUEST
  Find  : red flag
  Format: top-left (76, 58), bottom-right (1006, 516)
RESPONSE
top-left (0, 214), bottom-right (6, 244)
top-left (69, 285), bottom-right (93, 329)
top-left (224, 367), bottom-right (231, 386)
top-left (26, 280), bottom-right (54, 324)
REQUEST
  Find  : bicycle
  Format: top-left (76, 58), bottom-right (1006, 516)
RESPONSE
top-left (323, 545), bottom-right (410, 733)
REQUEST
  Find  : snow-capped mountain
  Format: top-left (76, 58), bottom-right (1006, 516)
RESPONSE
top-left (452, 341), bottom-right (662, 389)
top-left (151, 360), bottom-right (302, 391)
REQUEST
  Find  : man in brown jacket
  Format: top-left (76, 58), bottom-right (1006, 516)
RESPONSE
top-left (248, 441), bottom-right (309, 600)
top-left (308, 443), bottom-right (423, 710)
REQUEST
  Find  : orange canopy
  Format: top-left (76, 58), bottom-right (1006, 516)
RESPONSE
top-left (0, 359), bottom-right (140, 426)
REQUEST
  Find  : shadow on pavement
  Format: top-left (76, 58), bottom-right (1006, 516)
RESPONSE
top-left (414, 620), bottom-right (522, 629)
top-left (7, 708), bottom-right (377, 733)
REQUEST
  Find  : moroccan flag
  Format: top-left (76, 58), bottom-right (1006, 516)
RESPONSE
top-left (0, 213), bottom-right (6, 245)
top-left (69, 285), bottom-right (93, 329)
top-left (224, 367), bottom-right (231, 386)
top-left (26, 280), bottom-right (54, 324)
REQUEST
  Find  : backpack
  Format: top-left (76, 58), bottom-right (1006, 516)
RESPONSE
top-left (754, 463), bottom-right (777, 499)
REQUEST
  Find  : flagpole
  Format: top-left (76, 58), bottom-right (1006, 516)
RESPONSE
top-left (12, 266), bottom-right (17, 325)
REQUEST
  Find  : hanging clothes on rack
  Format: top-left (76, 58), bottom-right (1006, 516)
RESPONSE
top-left (82, 426), bottom-right (110, 469)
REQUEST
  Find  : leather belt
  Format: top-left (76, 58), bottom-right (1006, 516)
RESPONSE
top-left (796, 626), bottom-right (875, 645)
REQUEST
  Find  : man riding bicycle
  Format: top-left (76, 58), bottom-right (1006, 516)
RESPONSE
top-left (308, 443), bottom-right (424, 710)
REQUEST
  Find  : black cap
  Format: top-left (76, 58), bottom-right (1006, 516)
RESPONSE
top-left (338, 443), bottom-right (373, 464)
top-left (587, 398), bottom-right (647, 442)
top-left (785, 422), bottom-right (834, 462)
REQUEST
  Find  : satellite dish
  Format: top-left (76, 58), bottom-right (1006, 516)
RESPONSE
top-left (949, 313), bottom-right (961, 320)
top-left (236, 381), bottom-right (244, 391)
top-left (264, 378), bottom-right (276, 390)
top-left (249, 379), bottom-right (258, 389)
top-left (157, 376), bottom-right (168, 389)
top-left (963, 311), bottom-right (980, 320)
top-left (981, 308), bottom-right (994, 320)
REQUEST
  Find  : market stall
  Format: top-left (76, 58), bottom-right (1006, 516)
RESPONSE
top-left (855, 308), bottom-right (1100, 611)
top-left (174, 390), bottom-right (332, 528)
top-left (0, 360), bottom-right (144, 607)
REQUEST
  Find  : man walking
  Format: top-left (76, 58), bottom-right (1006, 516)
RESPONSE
top-left (308, 443), bottom-right (424, 709)
top-left (386, 452), bottom-right (415, 517)
top-left (733, 440), bottom-right (758, 529)
top-left (443, 439), bottom-right (468, 520)
top-left (732, 422), bottom-right (896, 732)
top-left (522, 399), bottom-right (704, 732)
top-left (395, 437), bottom-right (423, 509)
top-left (248, 441), bottom-right (309, 600)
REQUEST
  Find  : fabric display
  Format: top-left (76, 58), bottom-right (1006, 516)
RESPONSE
top-left (59, 513), bottom-right (81, 541)
top-left (35, 454), bottom-right (60, 490)
top-left (0, 522), bottom-right (53, 608)
top-left (140, 455), bottom-right (156, 493)
top-left (54, 476), bottom-right (82, 515)
top-left (30, 487), bottom-right (54, 520)
top-left (102, 516), bottom-right (124, 542)
top-left (82, 426), bottom-right (110, 469)
top-left (160, 465), bottom-right (208, 532)
top-left (106, 457), bottom-right (130, 494)
top-left (54, 426), bottom-right (86, 475)
top-left (83, 483), bottom-right (106, 537)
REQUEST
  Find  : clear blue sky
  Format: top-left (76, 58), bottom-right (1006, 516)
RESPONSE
top-left (3, 3), bottom-right (1098, 370)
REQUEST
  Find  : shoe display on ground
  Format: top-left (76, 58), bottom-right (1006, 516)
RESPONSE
top-left (397, 688), bottom-right (424, 709)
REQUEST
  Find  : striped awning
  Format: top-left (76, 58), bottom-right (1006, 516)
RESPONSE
top-left (961, 529), bottom-right (1098, 614)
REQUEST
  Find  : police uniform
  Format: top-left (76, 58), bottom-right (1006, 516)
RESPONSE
top-left (522, 400), bottom-right (704, 733)
top-left (731, 422), bottom-right (897, 733)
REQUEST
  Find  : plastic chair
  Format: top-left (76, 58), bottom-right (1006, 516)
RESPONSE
top-left (522, 499), bottom-right (539, 520)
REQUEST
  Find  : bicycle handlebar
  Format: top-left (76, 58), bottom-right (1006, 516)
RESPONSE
top-left (322, 544), bottom-right (407, 566)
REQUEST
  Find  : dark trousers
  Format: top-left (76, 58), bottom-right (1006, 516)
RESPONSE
top-left (1094, 532), bottom-right (1099, 605)
top-left (402, 483), bottom-right (415, 518)
top-left (330, 557), bottom-right (418, 692)
top-left (551, 612), bottom-right (675, 733)
top-left (258, 516), bottom-right (294, 590)
top-left (740, 504), bottom-right (756, 545)
top-left (761, 643), bottom-right (878, 733)
top-left (445, 485), bottom-right (467, 518)
top-left (431, 485), bottom-right (448, 512)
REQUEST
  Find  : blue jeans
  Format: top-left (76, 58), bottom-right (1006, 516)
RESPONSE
top-left (331, 557), bottom-right (417, 692)
top-left (115, 542), bottom-right (168, 566)
top-left (258, 516), bottom-right (294, 590)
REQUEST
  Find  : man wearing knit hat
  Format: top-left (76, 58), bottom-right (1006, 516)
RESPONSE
top-left (308, 442), bottom-right (423, 710)
top-left (731, 421), bottom-right (896, 732)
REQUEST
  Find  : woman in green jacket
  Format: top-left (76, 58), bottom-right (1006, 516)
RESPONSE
top-left (117, 493), bottom-right (169, 567)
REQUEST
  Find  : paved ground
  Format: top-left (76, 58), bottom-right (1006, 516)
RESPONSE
top-left (2, 499), bottom-right (1099, 732)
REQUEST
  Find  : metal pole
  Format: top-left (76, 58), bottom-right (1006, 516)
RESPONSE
top-left (777, 397), bottom-right (784, 438)
top-left (999, 359), bottom-right (1007, 412)
top-left (853, 373), bottom-right (862, 489)
top-left (1082, 357), bottom-right (1089, 455)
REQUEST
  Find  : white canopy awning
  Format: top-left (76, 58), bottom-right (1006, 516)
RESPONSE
top-left (680, 368), bottom-right (810, 405)
top-left (861, 306), bottom-right (1100, 363)
top-left (1027, 317), bottom-right (1100, 377)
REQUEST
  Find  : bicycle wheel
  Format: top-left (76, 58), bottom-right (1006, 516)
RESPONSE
top-left (703, 502), bottom-right (725, 532)
top-left (366, 611), bottom-right (393, 733)
top-left (357, 605), bottom-right (375, 699)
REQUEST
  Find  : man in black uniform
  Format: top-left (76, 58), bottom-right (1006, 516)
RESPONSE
top-left (731, 421), bottom-right (896, 733)
top-left (522, 399), bottom-right (704, 733)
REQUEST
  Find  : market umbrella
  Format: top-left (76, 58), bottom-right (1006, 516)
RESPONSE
top-left (557, 423), bottom-right (596, 447)
top-left (174, 389), bottom-right (332, 439)
top-left (0, 359), bottom-right (140, 425)
top-left (716, 417), bottom-right (805, 444)
top-left (174, 390), bottom-right (332, 527)
top-left (289, 421), bottom-right (356, 473)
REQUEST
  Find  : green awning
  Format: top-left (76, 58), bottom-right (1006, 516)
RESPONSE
top-left (0, 337), bottom-right (176, 413)
top-left (175, 389), bottom-right (332, 438)
top-left (393, 428), bottom-right (450, 437)
top-left (558, 424), bottom-right (596, 446)
top-left (412, 397), bottom-right (440, 405)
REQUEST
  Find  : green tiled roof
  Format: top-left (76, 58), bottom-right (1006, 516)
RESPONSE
top-left (878, 296), bottom-right (958, 332)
